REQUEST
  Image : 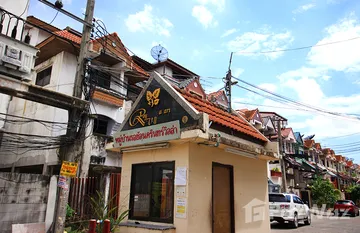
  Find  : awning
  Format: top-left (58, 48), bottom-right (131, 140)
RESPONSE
top-left (302, 159), bottom-right (316, 171)
top-left (284, 156), bottom-right (302, 167)
top-left (326, 170), bottom-right (337, 177)
top-left (316, 163), bottom-right (327, 171)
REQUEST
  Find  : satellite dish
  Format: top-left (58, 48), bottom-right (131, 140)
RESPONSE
top-left (151, 44), bottom-right (168, 62)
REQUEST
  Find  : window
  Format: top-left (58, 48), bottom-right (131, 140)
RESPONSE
top-left (93, 118), bottom-right (108, 135)
top-left (269, 194), bottom-right (291, 203)
top-left (293, 196), bottom-right (303, 204)
top-left (35, 66), bottom-right (52, 86)
top-left (129, 162), bottom-right (175, 223)
top-left (93, 69), bottom-right (111, 89)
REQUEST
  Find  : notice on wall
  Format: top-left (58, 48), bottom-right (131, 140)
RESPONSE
top-left (60, 161), bottom-right (78, 177)
top-left (176, 197), bottom-right (187, 218)
top-left (175, 167), bottom-right (187, 185)
top-left (57, 175), bottom-right (68, 190)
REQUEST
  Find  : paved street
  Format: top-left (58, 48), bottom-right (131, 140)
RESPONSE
top-left (271, 215), bottom-right (360, 233)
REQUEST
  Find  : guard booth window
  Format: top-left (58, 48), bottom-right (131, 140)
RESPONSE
top-left (129, 162), bottom-right (175, 223)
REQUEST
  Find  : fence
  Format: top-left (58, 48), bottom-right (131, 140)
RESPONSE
top-left (68, 173), bottom-right (121, 220)
top-left (68, 177), bottom-right (99, 219)
top-left (109, 173), bottom-right (121, 219)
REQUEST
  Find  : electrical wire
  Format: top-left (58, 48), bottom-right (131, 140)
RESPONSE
top-left (19, 0), bottom-right (30, 17)
top-left (235, 36), bottom-right (360, 55)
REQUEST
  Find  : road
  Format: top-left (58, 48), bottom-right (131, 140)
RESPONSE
top-left (271, 215), bottom-right (360, 233)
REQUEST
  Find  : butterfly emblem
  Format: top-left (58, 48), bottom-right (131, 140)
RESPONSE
top-left (146, 88), bottom-right (160, 107)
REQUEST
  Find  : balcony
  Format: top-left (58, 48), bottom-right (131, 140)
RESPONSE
top-left (0, 9), bottom-right (38, 82)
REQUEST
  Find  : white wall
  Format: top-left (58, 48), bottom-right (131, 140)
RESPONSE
top-left (27, 27), bottom-right (52, 47)
top-left (0, 93), bottom-right (10, 128)
top-left (155, 65), bottom-right (172, 77)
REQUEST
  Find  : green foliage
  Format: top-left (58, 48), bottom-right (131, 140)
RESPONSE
top-left (346, 184), bottom-right (360, 203)
top-left (90, 191), bottom-right (129, 233)
top-left (310, 177), bottom-right (338, 208)
top-left (272, 167), bottom-right (280, 172)
top-left (66, 204), bottom-right (75, 219)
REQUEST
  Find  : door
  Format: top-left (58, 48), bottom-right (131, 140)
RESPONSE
top-left (212, 163), bottom-right (234, 233)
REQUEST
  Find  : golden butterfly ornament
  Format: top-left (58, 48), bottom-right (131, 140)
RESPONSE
top-left (146, 88), bottom-right (160, 107)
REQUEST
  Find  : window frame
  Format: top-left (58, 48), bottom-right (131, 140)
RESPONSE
top-left (35, 66), bottom-right (52, 87)
top-left (129, 161), bottom-right (175, 224)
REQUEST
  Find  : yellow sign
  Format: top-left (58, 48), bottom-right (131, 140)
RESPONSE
top-left (60, 161), bottom-right (78, 177)
top-left (146, 88), bottom-right (160, 107)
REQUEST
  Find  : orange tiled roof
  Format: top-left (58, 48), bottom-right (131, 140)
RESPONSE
top-left (304, 139), bottom-right (314, 149)
top-left (53, 30), bottom-right (148, 77)
top-left (315, 142), bottom-right (321, 150)
top-left (93, 90), bottom-right (124, 107)
top-left (55, 30), bottom-right (82, 44)
top-left (208, 90), bottom-right (225, 99)
top-left (244, 109), bottom-right (258, 121)
top-left (179, 90), bottom-right (268, 143)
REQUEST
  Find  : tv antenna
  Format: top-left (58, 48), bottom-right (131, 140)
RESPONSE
top-left (151, 44), bottom-right (168, 62)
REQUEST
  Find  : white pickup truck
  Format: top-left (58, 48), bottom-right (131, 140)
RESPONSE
top-left (269, 193), bottom-right (311, 228)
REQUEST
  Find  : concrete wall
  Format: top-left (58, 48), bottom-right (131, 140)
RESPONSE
top-left (119, 142), bottom-right (190, 233)
top-left (118, 141), bottom-right (271, 233)
top-left (0, 172), bottom-right (51, 233)
top-left (0, 94), bottom-right (11, 128)
top-left (188, 143), bottom-right (270, 233)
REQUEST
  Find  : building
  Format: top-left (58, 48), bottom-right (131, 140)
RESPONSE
top-left (0, 15), bottom-right (149, 178)
top-left (109, 70), bottom-right (279, 233)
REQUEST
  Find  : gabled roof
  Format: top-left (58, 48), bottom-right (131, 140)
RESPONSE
top-left (304, 139), bottom-right (315, 149)
top-left (27, 15), bottom-right (60, 32)
top-left (315, 142), bottom-right (322, 150)
top-left (36, 26), bottom-right (148, 77)
top-left (152, 58), bottom-right (199, 77)
top-left (179, 90), bottom-right (268, 143)
top-left (207, 90), bottom-right (228, 108)
top-left (294, 132), bottom-right (304, 145)
top-left (259, 112), bottom-right (287, 121)
top-left (243, 109), bottom-right (257, 121)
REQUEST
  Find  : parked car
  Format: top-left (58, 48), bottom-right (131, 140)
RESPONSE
top-left (269, 193), bottom-right (311, 228)
top-left (333, 200), bottom-right (359, 217)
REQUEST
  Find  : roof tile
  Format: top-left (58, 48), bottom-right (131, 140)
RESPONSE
top-left (179, 90), bottom-right (268, 143)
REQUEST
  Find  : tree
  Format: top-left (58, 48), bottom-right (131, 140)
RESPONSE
top-left (311, 177), bottom-right (339, 208)
top-left (346, 184), bottom-right (360, 204)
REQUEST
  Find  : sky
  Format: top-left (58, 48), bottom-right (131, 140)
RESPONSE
top-left (28, 0), bottom-right (360, 163)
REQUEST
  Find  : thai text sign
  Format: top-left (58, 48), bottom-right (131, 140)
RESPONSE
top-left (114, 120), bottom-right (180, 148)
top-left (60, 161), bottom-right (78, 177)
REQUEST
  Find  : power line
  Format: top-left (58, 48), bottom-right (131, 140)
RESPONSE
top-left (235, 36), bottom-right (360, 55)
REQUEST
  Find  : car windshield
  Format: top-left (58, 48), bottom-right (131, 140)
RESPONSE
top-left (336, 200), bottom-right (351, 204)
top-left (269, 194), bottom-right (291, 203)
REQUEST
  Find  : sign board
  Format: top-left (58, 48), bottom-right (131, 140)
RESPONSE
top-left (60, 161), bottom-right (78, 177)
top-left (122, 78), bottom-right (199, 132)
top-left (175, 167), bottom-right (187, 185)
top-left (114, 120), bottom-right (180, 148)
top-left (57, 175), bottom-right (68, 190)
top-left (176, 197), bottom-right (187, 218)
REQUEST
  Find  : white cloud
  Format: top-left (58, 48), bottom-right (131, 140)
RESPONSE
top-left (227, 28), bottom-right (294, 59)
top-left (63, 0), bottom-right (72, 4)
top-left (277, 66), bottom-right (328, 81)
top-left (258, 83), bottom-right (277, 92)
top-left (353, 80), bottom-right (360, 85)
top-left (284, 77), bottom-right (325, 105)
top-left (125, 5), bottom-right (174, 37)
top-left (221, 28), bottom-right (237, 38)
top-left (192, 5), bottom-right (218, 28)
top-left (197, 0), bottom-right (225, 12)
top-left (307, 13), bottom-right (360, 72)
top-left (292, 3), bottom-right (316, 14)
top-left (232, 68), bottom-right (244, 78)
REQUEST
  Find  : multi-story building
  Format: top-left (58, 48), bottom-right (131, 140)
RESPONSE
top-left (0, 16), bottom-right (148, 179)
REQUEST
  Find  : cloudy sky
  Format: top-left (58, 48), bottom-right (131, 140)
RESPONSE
top-left (29, 0), bottom-right (360, 163)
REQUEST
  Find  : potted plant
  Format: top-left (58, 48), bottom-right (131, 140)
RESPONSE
top-left (271, 167), bottom-right (282, 177)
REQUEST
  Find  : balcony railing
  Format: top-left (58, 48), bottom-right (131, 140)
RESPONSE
top-left (0, 8), bottom-right (37, 80)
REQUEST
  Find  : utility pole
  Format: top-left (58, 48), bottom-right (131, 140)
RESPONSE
top-left (224, 52), bottom-right (238, 113)
top-left (54, 0), bottom-right (95, 232)
top-left (277, 120), bottom-right (288, 193)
